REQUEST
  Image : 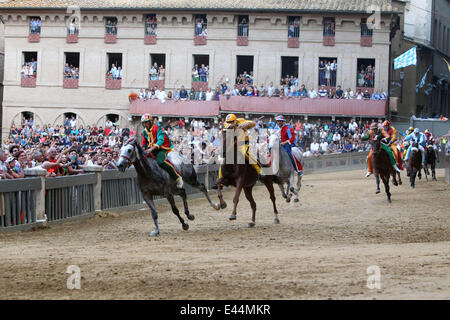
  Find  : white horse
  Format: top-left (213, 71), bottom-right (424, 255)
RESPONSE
top-left (267, 132), bottom-right (303, 203)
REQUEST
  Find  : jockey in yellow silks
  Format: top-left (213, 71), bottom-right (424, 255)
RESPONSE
top-left (383, 120), bottom-right (403, 170)
top-left (217, 114), bottom-right (262, 179)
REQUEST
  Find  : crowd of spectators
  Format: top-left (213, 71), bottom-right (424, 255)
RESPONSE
top-left (107, 64), bottom-right (123, 80)
top-left (105, 19), bottom-right (118, 35)
top-left (192, 64), bottom-right (209, 82)
top-left (20, 59), bottom-right (37, 78)
top-left (150, 62), bottom-right (165, 80)
top-left (238, 17), bottom-right (249, 37)
top-left (357, 64), bottom-right (375, 88)
top-left (68, 18), bottom-right (79, 35)
top-left (318, 59), bottom-right (337, 87)
top-left (145, 16), bottom-right (157, 36)
top-left (288, 18), bottom-right (300, 38)
top-left (235, 71), bottom-right (254, 85)
top-left (29, 18), bottom-right (41, 34)
top-left (63, 63), bottom-right (79, 79)
top-left (195, 18), bottom-right (207, 36)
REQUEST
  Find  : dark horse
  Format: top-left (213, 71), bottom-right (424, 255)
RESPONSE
top-left (407, 141), bottom-right (424, 188)
top-left (216, 129), bottom-right (279, 227)
top-left (424, 144), bottom-right (438, 181)
top-left (372, 134), bottom-right (398, 203)
top-left (117, 137), bottom-right (220, 236)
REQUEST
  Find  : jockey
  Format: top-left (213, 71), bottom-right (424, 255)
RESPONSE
top-left (275, 115), bottom-right (303, 176)
top-left (218, 113), bottom-right (263, 179)
top-left (424, 129), bottom-right (435, 144)
top-left (362, 123), bottom-right (401, 177)
top-left (404, 128), bottom-right (427, 165)
top-left (383, 120), bottom-right (403, 169)
top-left (141, 113), bottom-right (183, 188)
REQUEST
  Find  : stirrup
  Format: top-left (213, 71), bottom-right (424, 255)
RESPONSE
top-left (365, 172), bottom-right (372, 178)
top-left (176, 177), bottom-right (184, 189)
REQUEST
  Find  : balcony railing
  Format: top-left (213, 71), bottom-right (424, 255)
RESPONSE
top-left (144, 35), bottom-right (157, 45)
top-left (63, 78), bottom-right (79, 89)
top-left (21, 77), bottom-right (36, 87)
top-left (323, 20), bottom-right (335, 46)
top-left (194, 35), bottom-right (207, 45)
top-left (28, 33), bottom-right (40, 43)
top-left (191, 81), bottom-right (208, 92)
top-left (148, 79), bottom-right (165, 90)
top-left (66, 31), bottom-right (78, 43)
top-left (105, 78), bottom-right (121, 89)
top-left (360, 23), bottom-right (373, 47)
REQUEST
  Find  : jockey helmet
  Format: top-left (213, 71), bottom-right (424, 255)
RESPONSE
top-left (414, 128), bottom-right (420, 133)
top-left (275, 115), bottom-right (286, 122)
top-left (424, 129), bottom-right (430, 134)
top-left (225, 114), bottom-right (237, 123)
top-left (382, 120), bottom-right (390, 127)
top-left (141, 114), bottom-right (152, 123)
top-left (408, 126), bottom-right (414, 132)
top-left (370, 123), bottom-right (378, 130)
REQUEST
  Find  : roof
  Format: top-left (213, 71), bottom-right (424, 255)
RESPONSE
top-left (0, 0), bottom-right (400, 13)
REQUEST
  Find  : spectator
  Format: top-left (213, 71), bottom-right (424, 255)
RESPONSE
top-left (318, 85), bottom-right (328, 98)
top-left (335, 86), bottom-right (344, 99)
top-left (179, 86), bottom-right (188, 101)
top-left (308, 87), bottom-right (318, 99)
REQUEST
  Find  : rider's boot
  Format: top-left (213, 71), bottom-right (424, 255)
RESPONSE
top-left (393, 164), bottom-right (401, 173)
top-left (365, 171), bottom-right (372, 178)
top-left (176, 176), bottom-right (184, 189)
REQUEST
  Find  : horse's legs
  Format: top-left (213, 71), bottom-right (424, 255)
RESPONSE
top-left (192, 181), bottom-right (220, 210)
top-left (432, 163), bottom-right (436, 181)
top-left (262, 178), bottom-right (279, 224)
top-left (410, 168), bottom-right (417, 189)
top-left (397, 171), bottom-right (402, 185)
top-left (179, 188), bottom-right (195, 221)
top-left (243, 186), bottom-right (257, 228)
top-left (277, 183), bottom-right (290, 202)
top-left (166, 193), bottom-right (189, 231)
top-left (375, 173), bottom-right (381, 194)
top-left (293, 174), bottom-right (302, 203)
top-left (142, 192), bottom-right (160, 237)
top-left (381, 174), bottom-right (391, 203)
top-left (216, 181), bottom-right (227, 209)
top-left (392, 170), bottom-right (398, 186)
top-left (229, 177), bottom-right (244, 221)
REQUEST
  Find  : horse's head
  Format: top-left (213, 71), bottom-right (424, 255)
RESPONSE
top-left (372, 134), bottom-right (382, 154)
top-left (116, 137), bottom-right (137, 172)
top-left (410, 140), bottom-right (419, 153)
top-left (268, 130), bottom-right (280, 153)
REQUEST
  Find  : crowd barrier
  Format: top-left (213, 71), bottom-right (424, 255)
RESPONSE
top-left (1, 150), bottom-right (448, 231)
top-left (446, 155), bottom-right (450, 186)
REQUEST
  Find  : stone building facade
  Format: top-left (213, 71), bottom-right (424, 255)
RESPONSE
top-left (0, 0), bottom-right (403, 137)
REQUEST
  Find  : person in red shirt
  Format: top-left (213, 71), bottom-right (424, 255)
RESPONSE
top-left (276, 115), bottom-right (303, 175)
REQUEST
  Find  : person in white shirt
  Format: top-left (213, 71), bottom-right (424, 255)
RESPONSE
top-left (69, 116), bottom-right (77, 128)
top-left (308, 88), bottom-right (318, 99)
top-left (332, 132), bottom-right (341, 142)
top-left (109, 64), bottom-right (117, 79)
top-left (320, 140), bottom-right (328, 154)
top-left (267, 82), bottom-right (275, 97)
top-left (348, 119), bottom-right (358, 133)
top-left (231, 85), bottom-right (240, 96)
top-left (310, 139), bottom-right (320, 155)
top-left (28, 65), bottom-right (34, 78)
top-left (117, 67), bottom-right (123, 79)
top-left (344, 88), bottom-right (354, 99)
top-left (303, 147), bottom-right (312, 157)
top-left (21, 65), bottom-right (27, 78)
top-left (205, 88), bottom-right (214, 101)
top-left (105, 119), bottom-right (113, 128)
top-left (158, 90), bottom-right (167, 103)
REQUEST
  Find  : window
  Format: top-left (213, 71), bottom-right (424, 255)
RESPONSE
top-left (63, 113), bottom-right (77, 127)
top-left (192, 55), bottom-right (209, 82)
top-left (21, 112), bottom-right (34, 127)
top-left (150, 54), bottom-right (166, 81)
top-left (194, 14), bottom-right (207, 36)
top-left (361, 18), bottom-right (373, 37)
top-left (21, 52), bottom-right (37, 78)
top-left (288, 16), bottom-right (300, 38)
top-left (67, 16), bottom-right (79, 35)
top-left (145, 14), bottom-right (157, 36)
top-left (107, 53), bottom-right (123, 79)
top-left (281, 57), bottom-right (299, 81)
top-left (105, 17), bottom-right (118, 35)
top-left (318, 57), bottom-right (337, 87)
top-left (236, 55), bottom-right (254, 84)
top-left (29, 16), bottom-right (41, 34)
top-left (238, 15), bottom-right (249, 37)
top-left (64, 52), bottom-right (80, 79)
top-left (323, 18), bottom-right (335, 36)
top-left (356, 59), bottom-right (375, 88)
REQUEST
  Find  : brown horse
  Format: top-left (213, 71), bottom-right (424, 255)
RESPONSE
top-left (424, 144), bottom-right (438, 181)
top-left (407, 141), bottom-right (423, 188)
top-left (216, 129), bottom-right (279, 227)
top-left (372, 134), bottom-right (398, 203)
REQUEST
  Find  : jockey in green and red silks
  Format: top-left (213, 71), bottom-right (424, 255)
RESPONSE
top-left (140, 114), bottom-right (183, 188)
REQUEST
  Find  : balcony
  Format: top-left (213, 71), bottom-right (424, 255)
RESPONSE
top-left (144, 35), bottom-right (157, 45)
top-left (148, 80), bottom-right (165, 90)
top-left (104, 34), bottom-right (117, 44)
top-left (194, 35), bottom-right (207, 46)
top-left (28, 33), bottom-right (40, 43)
top-left (191, 81), bottom-right (208, 92)
top-left (63, 78), bottom-right (79, 89)
top-left (360, 36), bottom-right (372, 47)
top-left (323, 35), bottom-right (335, 46)
top-left (21, 77), bottom-right (36, 87)
top-left (105, 78), bottom-right (121, 89)
top-left (237, 36), bottom-right (248, 46)
top-left (288, 38), bottom-right (299, 48)
top-left (66, 33), bottom-right (78, 43)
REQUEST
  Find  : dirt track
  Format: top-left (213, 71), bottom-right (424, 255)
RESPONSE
top-left (0, 169), bottom-right (449, 300)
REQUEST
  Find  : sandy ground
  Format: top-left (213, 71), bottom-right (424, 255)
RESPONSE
top-left (0, 169), bottom-right (449, 300)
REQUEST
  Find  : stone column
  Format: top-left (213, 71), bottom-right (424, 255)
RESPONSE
top-left (83, 165), bottom-right (104, 211)
top-left (24, 167), bottom-right (47, 221)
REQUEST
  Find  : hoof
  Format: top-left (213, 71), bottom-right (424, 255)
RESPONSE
top-left (213, 203), bottom-right (221, 211)
top-left (229, 214), bottom-right (236, 221)
top-left (399, 180), bottom-right (402, 185)
top-left (433, 178), bottom-right (437, 181)
top-left (293, 198), bottom-right (299, 203)
top-left (248, 222), bottom-right (255, 228)
top-left (289, 187), bottom-right (295, 192)
top-left (393, 180), bottom-right (398, 186)
top-left (274, 218), bottom-right (280, 224)
top-left (387, 198), bottom-right (392, 204)
top-left (410, 186), bottom-right (414, 189)
top-left (150, 230), bottom-right (160, 237)
top-left (187, 214), bottom-right (195, 221)
top-left (221, 202), bottom-right (227, 209)
top-left (182, 223), bottom-right (189, 231)
top-left (376, 189), bottom-right (380, 194)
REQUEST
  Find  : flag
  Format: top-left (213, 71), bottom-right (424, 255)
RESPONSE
top-left (394, 47), bottom-right (417, 69)
top-left (416, 65), bottom-right (431, 93)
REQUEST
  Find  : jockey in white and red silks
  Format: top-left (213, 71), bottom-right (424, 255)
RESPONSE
top-left (276, 115), bottom-right (303, 174)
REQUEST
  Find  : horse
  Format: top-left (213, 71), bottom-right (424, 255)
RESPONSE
top-left (424, 144), bottom-right (438, 181)
top-left (407, 141), bottom-right (423, 189)
top-left (267, 132), bottom-right (303, 203)
top-left (372, 134), bottom-right (398, 203)
top-left (215, 129), bottom-right (279, 227)
top-left (116, 137), bottom-right (220, 236)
